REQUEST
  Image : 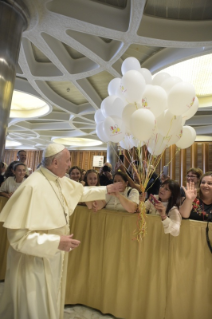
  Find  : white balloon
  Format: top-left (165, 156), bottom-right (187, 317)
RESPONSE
top-left (166, 126), bottom-right (183, 146)
top-left (138, 68), bottom-right (152, 84)
top-left (121, 57), bottom-right (140, 75)
top-left (103, 117), bottom-right (126, 143)
top-left (96, 122), bottom-right (109, 143)
top-left (129, 135), bottom-right (143, 148)
top-left (147, 133), bottom-right (167, 156)
top-left (122, 103), bottom-right (141, 133)
top-left (168, 82), bottom-right (196, 116)
top-left (156, 110), bottom-right (182, 137)
top-left (120, 70), bottom-right (146, 103)
top-left (160, 76), bottom-right (182, 93)
top-left (152, 72), bottom-right (170, 86)
top-left (182, 96), bottom-right (199, 122)
top-left (141, 85), bottom-right (167, 117)
top-left (101, 96), bottom-right (125, 118)
top-left (130, 109), bottom-right (155, 141)
top-left (176, 126), bottom-right (196, 149)
top-left (94, 109), bottom-right (105, 123)
top-left (119, 135), bottom-right (131, 150)
top-left (108, 78), bottom-right (122, 96)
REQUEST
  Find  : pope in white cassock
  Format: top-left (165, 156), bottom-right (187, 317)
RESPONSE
top-left (0, 144), bottom-right (122, 319)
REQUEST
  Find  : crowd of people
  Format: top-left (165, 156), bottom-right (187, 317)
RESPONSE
top-left (0, 150), bottom-right (212, 239)
top-left (0, 144), bottom-right (211, 319)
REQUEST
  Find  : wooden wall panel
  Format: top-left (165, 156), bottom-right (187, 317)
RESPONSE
top-left (4, 150), bottom-right (43, 172)
top-left (3, 142), bottom-right (212, 185)
top-left (69, 150), bottom-right (107, 172)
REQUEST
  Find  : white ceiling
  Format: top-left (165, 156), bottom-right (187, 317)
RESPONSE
top-left (8, 0), bottom-right (212, 150)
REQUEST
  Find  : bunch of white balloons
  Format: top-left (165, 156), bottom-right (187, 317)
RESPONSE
top-left (95, 57), bottom-right (197, 155)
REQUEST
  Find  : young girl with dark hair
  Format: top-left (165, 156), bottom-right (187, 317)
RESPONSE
top-left (145, 179), bottom-right (182, 236)
top-left (69, 166), bottom-right (85, 185)
top-left (0, 163), bottom-right (27, 198)
top-left (92, 171), bottom-right (139, 213)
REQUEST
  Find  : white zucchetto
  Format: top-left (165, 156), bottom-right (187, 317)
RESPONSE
top-left (43, 143), bottom-right (65, 158)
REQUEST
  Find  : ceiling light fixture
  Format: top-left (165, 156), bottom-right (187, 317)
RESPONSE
top-left (10, 90), bottom-right (51, 118)
top-left (157, 53), bottom-right (212, 97)
top-left (5, 140), bottom-right (22, 148)
top-left (52, 137), bottom-right (103, 147)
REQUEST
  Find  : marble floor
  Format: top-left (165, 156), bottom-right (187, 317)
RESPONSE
top-left (0, 282), bottom-right (120, 319)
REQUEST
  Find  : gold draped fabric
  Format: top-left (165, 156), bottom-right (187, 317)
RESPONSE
top-left (66, 207), bottom-right (212, 319)
top-left (1, 202), bottom-right (212, 319)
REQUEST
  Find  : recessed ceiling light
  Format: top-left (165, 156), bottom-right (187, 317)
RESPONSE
top-left (156, 53), bottom-right (212, 97)
top-left (6, 140), bottom-right (22, 147)
top-left (10, 90), bottom-right (50, 118)
top-left (52, 137), bottom-right (103, 147)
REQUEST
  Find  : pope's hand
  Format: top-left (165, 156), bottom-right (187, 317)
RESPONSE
top-left (58, 234), bottom-right (80, 252)
top-left (107, 182), bottom-right (123, 194)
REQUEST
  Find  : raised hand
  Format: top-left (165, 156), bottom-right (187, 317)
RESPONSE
top-left (182, 182), bottom-right (197, 201)
top-left (58, 234), bottom-right (81, 252)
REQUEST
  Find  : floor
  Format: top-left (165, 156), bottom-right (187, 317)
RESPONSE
top-left (0, 282), bottom-right (120, 319)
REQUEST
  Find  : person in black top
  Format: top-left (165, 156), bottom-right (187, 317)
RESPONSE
top-left (144, 164), bottom-right (160, 197)
top-left (99, 164), bottom-right (113, 186)
top-left (180, 171), bottom-right (212, 222)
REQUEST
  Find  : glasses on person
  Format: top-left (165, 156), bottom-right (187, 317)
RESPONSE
top-left (186, 175), bottom-right (197, 178)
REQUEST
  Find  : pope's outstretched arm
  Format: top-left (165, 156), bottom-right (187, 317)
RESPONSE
top-left (79, 182), bottom-right (123, 202)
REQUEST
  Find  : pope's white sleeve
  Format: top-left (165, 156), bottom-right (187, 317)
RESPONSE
top-left (161, 208), bottom-right (182, 237)
top-left (80, 186), bottom-right (107, 202)
top-left (7, 229), bottom-right (60, 258)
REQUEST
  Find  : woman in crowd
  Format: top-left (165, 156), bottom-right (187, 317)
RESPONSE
top-left (4, 161), bottom-right (19, 179)
top-left (69, 166), bottom-right (85, 185)
top-left (180, 172), bottom-right (212, 221)
top-left (83, 169), bottom-right (105, 209)
top-left (93, 171), bottom-right (139, 213)
top-left (0, 162), bottom-right (27, 198)
top-left (145, 179), bottom-right (182, 236)
top-left (181, 167), bottom-right (203, 197)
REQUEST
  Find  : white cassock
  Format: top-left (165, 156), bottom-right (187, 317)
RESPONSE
top-left (0, 166), bottom-right (107, 319)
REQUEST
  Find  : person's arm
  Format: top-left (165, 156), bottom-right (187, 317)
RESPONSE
top-left (162, 208), bottom-right (181, 237)
top-left (7, 229), bottom-right (80, 258)
top-left (179, 182), bottom-right (197, 218)
top-left (80, 183), bottom-right (124, 202)
top-left (85, 201), bottom-right (93, 209)
top-left (154, 203), bottom-right (182, 236)
top-left (0, 179), bottom-right (13, 198)
top-left (109, 191), bottom-right (138, 213)
top-left (92, 200), bottom-right (107, 212)
top-left (0, 191), bottom-right (13, 198)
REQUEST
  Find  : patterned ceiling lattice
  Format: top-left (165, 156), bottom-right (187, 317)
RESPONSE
top-left (8, 0), bottom-right (212, 150)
